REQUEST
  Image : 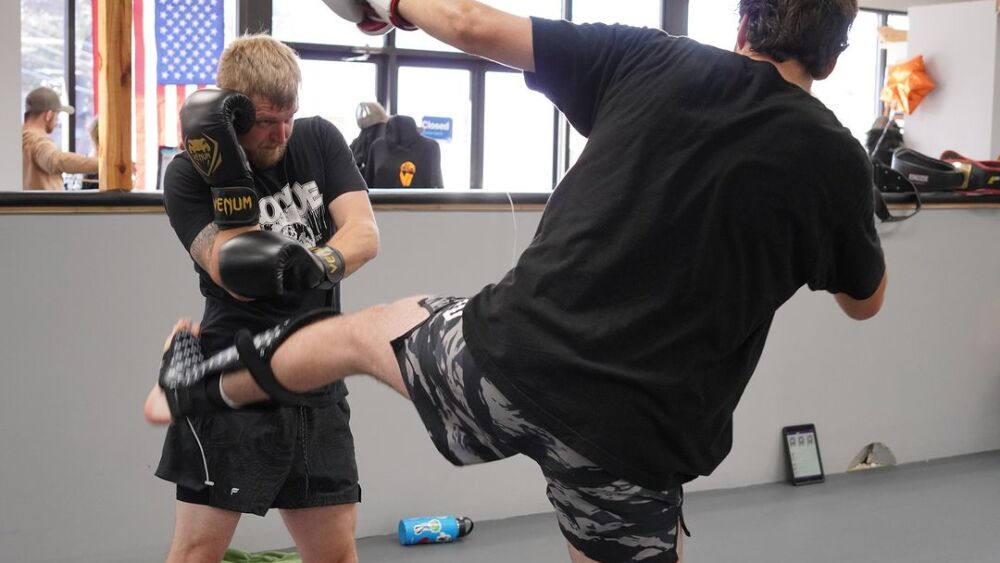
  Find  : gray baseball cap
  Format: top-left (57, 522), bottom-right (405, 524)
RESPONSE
top-left (25, 87), bottom-right (75, 115)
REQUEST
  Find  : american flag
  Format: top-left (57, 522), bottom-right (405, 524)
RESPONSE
top-left (128, 0), bottom-right (230, 190)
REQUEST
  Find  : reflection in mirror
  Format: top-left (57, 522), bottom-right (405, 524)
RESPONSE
top-left (17, 0), bottom-right (238, 193)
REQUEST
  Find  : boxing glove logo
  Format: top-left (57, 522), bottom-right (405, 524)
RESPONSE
top-left (187, 135), bottom-right (222, 177)
top-left (211, 186), bottom-right (259, 227)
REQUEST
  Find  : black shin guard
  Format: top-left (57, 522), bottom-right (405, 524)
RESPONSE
top-left (157, 309), bottom-right (338, 418)
top-left (233, 309), bottom-right (338, 406)
top-left (159, 331), bottom-right (229, 419)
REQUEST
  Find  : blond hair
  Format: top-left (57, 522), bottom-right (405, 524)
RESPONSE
top-left (216, 34), bottom-right (301, 108)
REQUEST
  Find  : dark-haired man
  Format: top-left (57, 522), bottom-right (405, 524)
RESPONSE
top-left (148, 1), bottom-right (886, 561)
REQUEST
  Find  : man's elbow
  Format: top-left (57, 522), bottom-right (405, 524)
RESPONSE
top-left (836, 272), bottom-right (887, 321)
top-left (448, 1), bottom-right (490, 55)
top-left (842, 302), bottom-right (882, 321)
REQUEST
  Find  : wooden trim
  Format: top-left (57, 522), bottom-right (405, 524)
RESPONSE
top-left (0, 206), bottom-right (166, 215)
top-left (890, 203), bottom-right (1000, 210)
top-left (97, 0), bottom-right (133, 191)
top-left (6, 202), bottom-right (1000, 215)
top-left (374, 203), bottom-right (545, 212)
top-left (878, 26), bottom-right (907, 45)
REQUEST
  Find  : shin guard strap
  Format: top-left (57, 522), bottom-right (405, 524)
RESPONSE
top-left (234, 329), bottom-right (313, 406)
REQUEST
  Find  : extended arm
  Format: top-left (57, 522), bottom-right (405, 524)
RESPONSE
top-left (397, 0), bottom-right (535, 71)
top-left (324, 0), bottom-right (535, 71)
top-left (31, 139), bottom-right (98, 175)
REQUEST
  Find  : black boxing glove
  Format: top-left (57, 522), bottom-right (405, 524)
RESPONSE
top-left (218, 231), bottom-right (346, 298)
top-left (180, 89), bottom-right (259, 229)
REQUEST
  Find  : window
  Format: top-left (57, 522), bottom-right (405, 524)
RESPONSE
top-left (272, 0), bottom-right (383, 48)
top-left (397, 67), bottom-right (472, 190)
top-left (565, 0), bottom-right (662, 172)
top-left (885, 14), bottom-right (909, 68)
top-left (689, 6), bottom-right (903, 143)
top-left (298, 60), bottom-right (378, 144)
top-left (687, 0), bottom-right (740, 50)
top-left (133, 0), bottom-right (239, 191)
top-left (19, 1), bottom-right (904, 195)
top-left (396, 0), bottom-right (561, 53)
top-left (812, 10), bottom-right (881, 143)
top-left (484, 71), bottom-right (554, 191)
top-left (572, 0), bottom-right (660, 28)
top-left (74, 0), bottom-right (94, 158)
top-left (22, 0), bottom-right (68, 149)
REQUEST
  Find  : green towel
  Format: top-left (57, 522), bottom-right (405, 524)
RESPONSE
top-left (221, 548), bottom-right (302, 563)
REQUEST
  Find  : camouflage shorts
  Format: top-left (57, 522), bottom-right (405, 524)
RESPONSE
top-left (392, 296), bottom-right (686, 562)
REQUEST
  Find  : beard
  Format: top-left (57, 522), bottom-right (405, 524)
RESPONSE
top-left (245, 143), bottom-right (287, 169)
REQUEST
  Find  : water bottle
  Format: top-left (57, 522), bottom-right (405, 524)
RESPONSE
top-left (398, 515), bottom-right (474, 545)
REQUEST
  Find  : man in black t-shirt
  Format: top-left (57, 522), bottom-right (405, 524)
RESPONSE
top-left (158, 35), bottom-right (377, 563)
top-left (148, 2), bottom-right (886, 561)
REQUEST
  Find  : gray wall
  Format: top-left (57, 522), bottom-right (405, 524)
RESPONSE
top-left (2, 208), bottom-right (1000, 561)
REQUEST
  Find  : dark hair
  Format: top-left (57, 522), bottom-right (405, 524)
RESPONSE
top-left (738, 0), bottom-right (858, 78)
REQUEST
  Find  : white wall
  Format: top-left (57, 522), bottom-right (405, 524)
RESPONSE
top-left (861, 0), bottom-right (970, 10)
top-left (1, 208), bottom-right (1000, 562)
top-left (3, 0), bottom-right (19, 188)
top-left (905, 1), bottom-right (1000, 157)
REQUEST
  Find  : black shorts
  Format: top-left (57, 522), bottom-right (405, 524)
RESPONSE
top-left (393, 297), bottom-right (686, 563)
top-left (158, 391), bottom-right (360, 517)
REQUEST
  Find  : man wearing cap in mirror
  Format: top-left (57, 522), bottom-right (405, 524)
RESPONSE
top-left (22, 86), bottom-right (98, 191)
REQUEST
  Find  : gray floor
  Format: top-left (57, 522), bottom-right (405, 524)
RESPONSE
top-left (357, 451), bottom-right (1000, 562)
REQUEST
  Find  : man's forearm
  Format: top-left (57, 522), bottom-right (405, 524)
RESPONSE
top-left (397, 0), bottom-right (535, 71)
top-left (52, 151), bottom-right (99, 174)
top-left (325, 219), bottom-right (379, 278)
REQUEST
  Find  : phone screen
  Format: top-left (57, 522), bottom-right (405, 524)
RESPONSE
top-left (786, 428), bottom-right (822, 480)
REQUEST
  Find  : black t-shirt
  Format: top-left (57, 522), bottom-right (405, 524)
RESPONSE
top-left (365, 116), bottom-right (444, 189)
top-left (163, 116), bottom-right (366, 360)
top-left (463, 19), bottom-right (885, 491)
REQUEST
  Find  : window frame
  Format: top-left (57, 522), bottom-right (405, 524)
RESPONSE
top-left (281, 3), bottom-right (906, 192)
top-left (277, 0), bottom-right (678, 191)
top-left (11, 0), bottom-right (925, 207)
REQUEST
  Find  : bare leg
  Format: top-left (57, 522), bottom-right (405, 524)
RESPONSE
top-left (281, 504), bottom-right (359, 563)
top-left (566, 542), bottom-right (599, 563)
top-left (677, 525), bottom-right (685, 561)
top-left (165, 501), bottom-right (241, 563)
top-left (221, 295), bottom-right (431, 405)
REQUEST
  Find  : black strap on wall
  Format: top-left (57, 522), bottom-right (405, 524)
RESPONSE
top-left (873, 163), bottom-right (921, 222)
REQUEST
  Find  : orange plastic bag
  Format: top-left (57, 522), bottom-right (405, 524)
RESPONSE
top-left (881, 55), bottom-right (936, 115)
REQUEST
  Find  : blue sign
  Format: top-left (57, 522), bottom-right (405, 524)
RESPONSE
top-left (421, 116), bottom-right (453, 142)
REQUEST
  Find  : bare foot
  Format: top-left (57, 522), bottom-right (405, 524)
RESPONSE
top-left (144, 318), bottom-right (200, 425)
top-left (144, 384), bottom-right (173, 425)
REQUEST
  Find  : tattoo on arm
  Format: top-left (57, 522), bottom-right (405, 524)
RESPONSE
top-left (189, 223), bottom-right (220, 271)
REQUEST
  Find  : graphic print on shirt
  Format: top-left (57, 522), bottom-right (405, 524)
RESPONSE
top-left (257, 180), bottom-right (327, 246)
top-left (400, 161), bottom-right (416, 187)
